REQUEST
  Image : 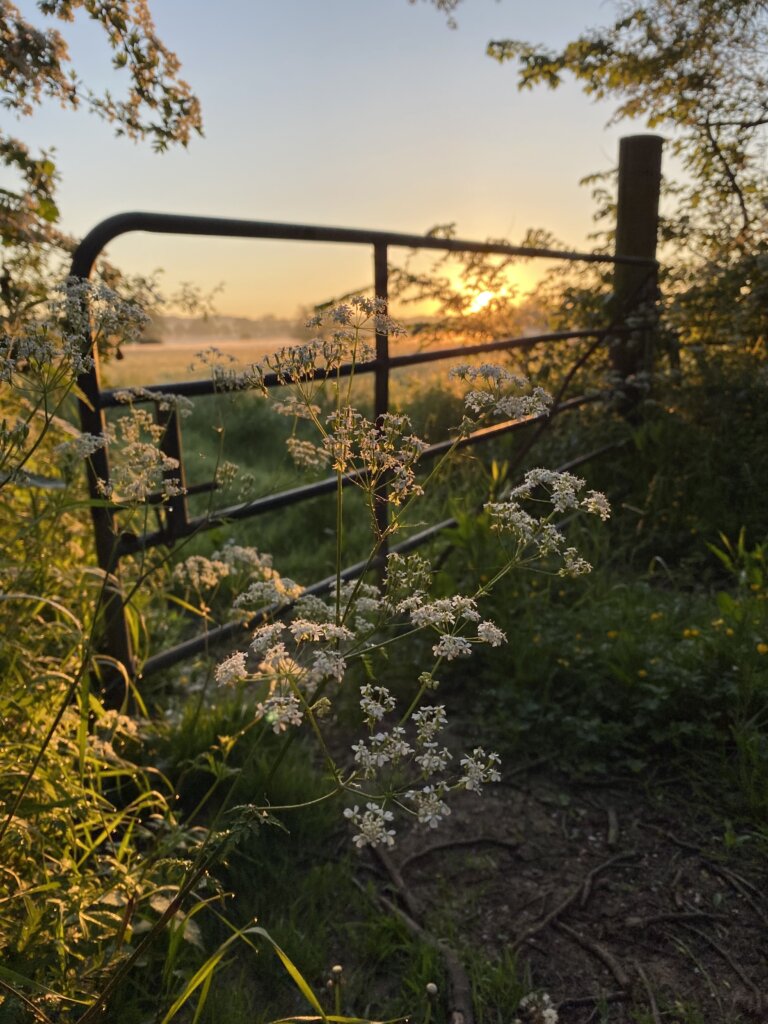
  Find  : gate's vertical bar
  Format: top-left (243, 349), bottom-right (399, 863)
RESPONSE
top-left (373, 243), bottom-right (390, 554)
top-left (77, 336), bottom-right (136, 692)
top-left (611, 134), bottom-right (663, 392)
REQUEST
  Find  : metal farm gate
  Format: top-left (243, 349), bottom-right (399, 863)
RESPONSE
top-left (72, 135), bottom-right (662, 687)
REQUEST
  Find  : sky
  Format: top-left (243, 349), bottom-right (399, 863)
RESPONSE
top-left (9, 0), bottom-right (652, 319)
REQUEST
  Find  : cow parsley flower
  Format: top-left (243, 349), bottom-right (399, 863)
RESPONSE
top-left (255, 693), bottom-right (303, 733)
top-left (215, 651), bottom-right (248, 687)
top-left (432, 634), bottom-right (472, 660)
top-left (581, 490), bottom-right (611, 520)
top-left (477, 620), bottom-right (506, 647)
top-left (458, 748), bottom-right (502, 793)
top-left (412, 705), bottom-right (447, 744)
top-left (360, 684), bottom-right (397, 725)
top-left (343, 802), bottom-right (396, 848)
top-left (414, 743), bottom-right (452, 774)
top-left (406, 785), bottom-right (452, 828)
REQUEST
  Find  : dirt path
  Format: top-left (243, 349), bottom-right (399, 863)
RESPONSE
top-left (376, 768), bottom-right (768, 1022)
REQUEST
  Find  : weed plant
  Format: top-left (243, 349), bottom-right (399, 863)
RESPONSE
top-left (437, 348), bottom-right (768, 829)
top-left (0, 287), bottom-right (614, 1022)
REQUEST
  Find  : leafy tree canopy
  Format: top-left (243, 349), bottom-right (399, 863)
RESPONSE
top-left (427, 0), bottom-right (768, 350)
top-left (488, 0), bottom-right (767, 244)
top-left (0, 0), bottom-right (202, 325)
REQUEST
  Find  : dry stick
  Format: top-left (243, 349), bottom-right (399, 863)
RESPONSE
top-left (557, 992), bottom-right (627, 1010)
top-left (579, 850), bottom-right (638, 910)
top-left (703, 859), bottom-right (765, 900)
top-left (625, 911), bottom-right (728, 929)
top-left (371, 846), bottom-right (420, 920)
top-left (634, 961), bottom-right (662, 1024)
top-left (353, 882), bottom-right (475, 1024)
top-left (399, 836), bottom-right (520, 873)
top-left (511, 850), bottom-right (637, 952)
top-left (680, 923), bottom-right (763, 1009)
top-left (554, 922), bottom-right (630, 991)
top-left (606, 807), bottom-right (619, 848)
top-left (365, 851), bottom-right (475, 1024)
top-left (637, 822), bottom-right (700, 854)
top-left (705, 864), bottom-right (768, 928)
top-left (0, 979), bottom-right (55, 1024)
top-left (510, 884), bottom-right (580, 954)
top-left (640, 823), bottom-right (768, 927)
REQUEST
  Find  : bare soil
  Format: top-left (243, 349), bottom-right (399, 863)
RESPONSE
top-left (374, 765), bottom-right (768, 1023)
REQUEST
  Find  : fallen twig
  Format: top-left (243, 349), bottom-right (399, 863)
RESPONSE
top-left (701, 860), bottom-right (768, 926)
top-left (510, 885), bottom-right (580, 953)
top-left (399, 836), bottom-right (520, 872)
top-left (634, 961), bottom-right (662, 1024)
top-left (554, 921), bottom-right (630, 990)
top-left (680, 923), bottom-right (763, 1009)
top-left (637, 822), bottom-right (700, 854)
top-left (370, 846), bottom-right (420, 919)
top-left (355, 860), bottom-right (475, 1024)
top-left (512, 850), bottom-right (637, 951)
top-left (579, 850), bottom-right (638, 909)
top-left (557, 991), bottom-right (626, 1010)
top-left (625, 911), bottom-right (728, 929)
top-left (606, 807), bottom-right (619, 848)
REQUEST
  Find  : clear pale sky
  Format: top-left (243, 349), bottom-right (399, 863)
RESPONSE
top-left (12, 0), bottom-right (644, 318)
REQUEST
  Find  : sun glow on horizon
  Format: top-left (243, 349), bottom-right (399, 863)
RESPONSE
top-left (467, 290), bottom-right (495, 314)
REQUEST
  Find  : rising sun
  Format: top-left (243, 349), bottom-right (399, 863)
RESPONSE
top-left (467, 290), bottom-right (494, 314)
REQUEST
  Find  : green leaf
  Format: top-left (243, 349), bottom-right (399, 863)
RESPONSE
top-left (251, 927), bottom-right (327, 1020)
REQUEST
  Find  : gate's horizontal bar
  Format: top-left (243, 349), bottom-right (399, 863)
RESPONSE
top-left (144, 479), bottom-right (218, 505)
top-left (71, 211), bottom-right (657, 281)
top-left (97, 328), bottom-right (617, 408)
top-left (115, 394), bottom-right (596, 557)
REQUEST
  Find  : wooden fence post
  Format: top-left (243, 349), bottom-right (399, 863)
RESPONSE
top-left (611, 134), bottom-right (663, 389)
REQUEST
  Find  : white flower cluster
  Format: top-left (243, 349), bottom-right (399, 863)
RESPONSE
top-left (485, 468), bottom-right (611, 578)
top-left (266, 295), bottom-right (400, 391)
top-left (458, 748), bottom-right (502, 793)
top-left (395, 591), bottom-right (507, 661)
top-left (174, 555), bottom-right (230, 591)
top-left (450, 363), bottom-right (553, 422)
top-left (306, 294), bottom-right (405, 338)
top-left (513, 991), bottom-right (559, 1024)
top-left (53, 431), bottom-right (108, 461)
top-left (98, 446), bottom-right (183, 503)
top-left (345, 682), bottom-right (500, 848)
top-left (352, 726), bottom-right (413, 777)
top-left (508, 468), bottom-right (610, 519)
top-left (286, 436), bottom-right (328, 470)
top-left (343, 802), bottom-right (396, 849)
top-left (405, 784), bottom-right (452, 828)
top-left (2, 281), bottom-right (146, 405)
top-left (212, 541), bottom-right (274, 575)
top-left (52, 278), bottom-right (149, 355)
top-left (215, 651), bottom-right (248, 686)
top-left (96, 407), bottom-right (184, 503)
top-left (255, 692), bottom-right (303, 734)
top-left (360, 683), bottom-right (397, 725)
top-left (322, 408), bottom-right (428, 506)
top-left (233, 574), bottom-right (303, 610)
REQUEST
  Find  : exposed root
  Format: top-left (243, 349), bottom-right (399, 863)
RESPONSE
top-left (512, 849), bottom-right (637, 952)
top-left (399, 836), bottom-right (520, 872)
top-left (680, 923), bottom-right (763, 1010)
top-left (634, 961), bottom-right (662, 1024)
top-left (554, 921), bottom-right (630, 990)
top-left (358, 852), bottom-right (475, 1024)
